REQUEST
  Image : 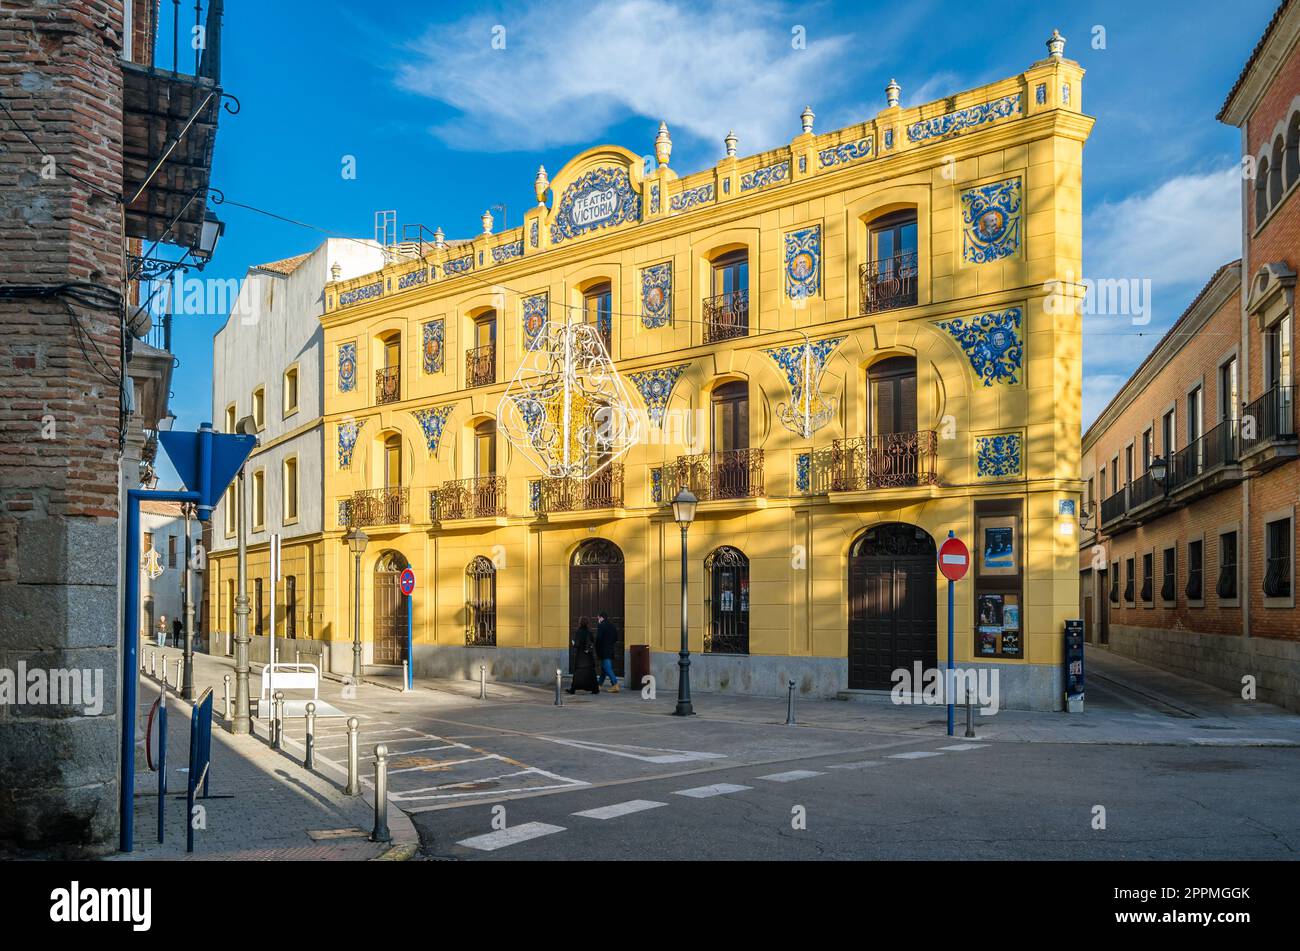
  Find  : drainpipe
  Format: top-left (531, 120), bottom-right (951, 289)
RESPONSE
top-left (1240, 122), bottom-right (1251, 642)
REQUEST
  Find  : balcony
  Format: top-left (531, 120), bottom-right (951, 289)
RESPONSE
top-left (1168, 419), bottom-right (1243, 502)
top-left (830, 432), bottom-right (938, 491)
top-left (348, 488), bottom-right (409, 527)
top-left (432, 477), bottom-right (507, 521)
top-left (673, 449), bottom-right (764, 501)
top-left (859, 251), bottom-right (919, 315)
top-left (534, 465), bottom-right (624, 514)
top-left (375, 366), bottom-right (400, 405)
top-left (1099, 486), bottom-right (1130, 532)
top-left (1239, 386), bottom-right (1297, 472)
top-left (467, 344), bottom-right (496, 388)
top-left (702, 290), bottom-right (749, 343)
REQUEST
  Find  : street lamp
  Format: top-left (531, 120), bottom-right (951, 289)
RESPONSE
top-left (346, 527), bottom-right (369, 680)
top-left (192, 209), bottom-right (225, 268)
top-left (232, 413), bottom-right (259, 733)
top-left (671, 488), bottom-right (698, 717)
top-left (1149, 454), bottom-right (1168, 488)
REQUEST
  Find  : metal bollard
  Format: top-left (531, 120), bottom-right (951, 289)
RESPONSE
top-left (174, 658), bottom-right (182, 695)
top-left (295, 650), bottom-right (301, 667)
top-left (150, 651), bottom-right (157, 677)
top-left (479, 663), bottom-right (487, 700)
top-left (370, 744), bottom-right (391, 843)
top-left (785, 679), bottom-right (797, 725)
top-left (402, 660), bottom-right (409, 693)
top-left (223, 674), bottom-right (232, 720)
top-left (554, 668), bottom-right (563, 706)
top-left (345, 717), bottom-right (360, 796)
top-left (304, 702), bottom-right (316, 770)
top-left (272, 690), bottom-right (285, 749)
top-left (965, 698), bottom-right (976, 739)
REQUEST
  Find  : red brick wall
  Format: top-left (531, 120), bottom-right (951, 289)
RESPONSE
top-left (0, 0), bottom-right (126, 582)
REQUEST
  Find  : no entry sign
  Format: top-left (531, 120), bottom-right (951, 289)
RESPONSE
top-left (399, 568), bottom-right (416, 596)
top-left (938, 536), bottom-right (970, 582)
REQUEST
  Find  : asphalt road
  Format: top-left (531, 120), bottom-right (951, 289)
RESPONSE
top-left (409, 736), bottom-right (1300, 860)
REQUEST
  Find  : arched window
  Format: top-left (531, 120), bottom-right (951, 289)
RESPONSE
top-left (582, 281), bottom-right (613, 354)
top-left (465, 556), bottom-right (497, 646)
top-left (1269, 136), bottom-right (1285, 209)
top-left (383, 433), bottom-right (402, 488)
top-left (377, 332), bottom-right (400, 404)
top-left (704, 249), bottom-right (749, 342)
top-left (863, 209), bottom-right (919, 313)
top-left (1286, 112), bottom-right (1300, 191)
top-left (1256, 156), bottom-right (1271, 225)
top-left (705, 546), bottom-right (749, 654)
top-left (468, 311), bottom-right (496, 387)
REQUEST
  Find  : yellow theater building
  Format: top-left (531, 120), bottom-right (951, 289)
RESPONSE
top-left (316, 32), bottom-right (1091, 710)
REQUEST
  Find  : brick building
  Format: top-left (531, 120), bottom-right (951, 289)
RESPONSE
top-left (0, 1), bottom-right (226, 854)
top-left (1080, 0), bottom-right (1299, 711)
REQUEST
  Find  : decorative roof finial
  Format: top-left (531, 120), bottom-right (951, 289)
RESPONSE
top-left (433, 226), bottom-right (445, 249)
top-left (1047, 29), bottom-right (1066, 59)
top-left (481, 209), bottom-right (493, 235)
top-left (534, 165), bottom-right (549, 206)
top-left (655, 121), bottom-right (672, 168)
top-left (724, 129), bottom-right (737, 157)
top-left (330, 262), bottom-right (341, 282)
top-left (800, 105), bottom-right (814, 135)
top-left (885, 79), bottom-right (901, 108)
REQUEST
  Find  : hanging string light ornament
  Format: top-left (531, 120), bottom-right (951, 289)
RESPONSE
top-left (765, 334), bottom-right (843, 439)
top-left (498, 318), bottom-right (642, 478)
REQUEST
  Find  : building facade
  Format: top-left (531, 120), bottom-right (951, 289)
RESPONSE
top-left (207, 239), bottom-right (385, 664)
top-left (1080, 0), bottom-right (1300, 712)
top-left (315, 34), bottom-right (1091, 711)
top-left (137, 501), bottom-right (204, 641)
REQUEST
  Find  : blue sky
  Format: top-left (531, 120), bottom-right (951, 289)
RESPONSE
top-left (158, 0), bottom-right (1274, 485)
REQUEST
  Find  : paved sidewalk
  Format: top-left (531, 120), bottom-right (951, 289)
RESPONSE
top-left (110, 647), bottom-right (418, 861)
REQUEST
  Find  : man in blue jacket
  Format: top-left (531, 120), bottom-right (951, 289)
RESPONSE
top-left (595, 612), bottom-right (620, 692)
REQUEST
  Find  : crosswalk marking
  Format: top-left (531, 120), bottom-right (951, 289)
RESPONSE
top-left (572, 800), bottom-right (668, 820)
top-left (940, 743), bottom-right (987, 751)
top-left (757, 769), bottom-right (824, 783)
top-left (888, 751), bottom-right (945, 760)
top-left (828, 760), bottom-right (884, 770)
top-left (457, 822), bottom-right (566, 851)
top-left (673, 783), bottom-right (752, 799)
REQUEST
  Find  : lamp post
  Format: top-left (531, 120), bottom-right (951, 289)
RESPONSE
top-left (347, 527), bottom-right (369, 680)
top-left (231, 415), bottom-right (259, 734)
top-left (671, 488), bottom-right (698, 716)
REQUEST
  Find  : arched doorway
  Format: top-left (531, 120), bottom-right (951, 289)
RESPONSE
top-left (569, 539), bottom-right (625, 676)
top-left (705, 546), bottom-right (749, 654)
top-left (373, 550), bottom-right (409, 666)
top-left (847, 523), bottom-right (936, 690)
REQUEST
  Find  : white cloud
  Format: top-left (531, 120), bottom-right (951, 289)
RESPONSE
top-left (1081, 372), bottom-right (1130, 433)
top-left (395, 0), bottom-right (853, 155)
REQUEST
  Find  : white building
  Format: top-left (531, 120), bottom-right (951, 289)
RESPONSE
top-left (138, 500), bottom-right (203, 644)
top-left (207, 239), bottom-right (385, 663)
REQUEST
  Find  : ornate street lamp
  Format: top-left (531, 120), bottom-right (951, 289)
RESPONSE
top-left (346, 527), bottom-right (369, 680)
top-left (1149, 454), bottom-right (1168, 487)
top-left (671, 488), bottom-right (698, 716)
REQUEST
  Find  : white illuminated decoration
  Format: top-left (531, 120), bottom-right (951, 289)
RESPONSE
top-left (769, 332), bottom-right (841, 440)
top-left (497, 320), bottom-right (641, 478)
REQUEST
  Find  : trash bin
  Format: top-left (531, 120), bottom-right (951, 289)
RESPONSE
top-left (629, 644), bottom-right (650, 692)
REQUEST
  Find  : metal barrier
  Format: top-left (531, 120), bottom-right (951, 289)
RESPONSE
top-left (186, 687), bottom-right (214, 853)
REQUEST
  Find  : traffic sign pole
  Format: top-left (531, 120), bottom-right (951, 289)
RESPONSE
top-left (400, 568), bottom-right (416, 690)
top-left (937, 531), bottom-right (971, 739)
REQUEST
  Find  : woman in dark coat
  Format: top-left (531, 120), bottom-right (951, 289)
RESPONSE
top-left (567, 617), bottom-right (599, 694)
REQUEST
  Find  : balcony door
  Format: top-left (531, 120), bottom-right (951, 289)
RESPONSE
top-left (711, 381), bottom-right (750, 498)
top-left (705, 251), bottom-right (749, 342)
top-left (469, 313), bottom-right (496, 386)
top-left (378, 333), bottom-right (400, 403)
top-left (868, 356), bottom-right (920, 485)
top-left (864, 211), bottom-right (918, 313)
top-left (473, 420), bottom-right (498, 515)
top-left (583, 282), bottom-right (613, 354)
top-left (384, 434), bottom-right (402, 489)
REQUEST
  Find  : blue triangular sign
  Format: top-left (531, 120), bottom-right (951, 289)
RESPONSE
top-left (206, 433), bottom-right (257, 508)
top-left (159, 428), bottom-right (255, 514)
top-left (158, 431), bottom-right (200, 493)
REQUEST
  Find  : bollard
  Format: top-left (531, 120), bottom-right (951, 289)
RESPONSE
top-left (346, 717), bottom-right (360, 796)
top-left (223, 674), bottom-right (232, 720)
top-left (295, 649), bottom-right (301, 667)
top-left (304, 702), bottom-right (316, 770)
top-left (370, 744), bottom-right (391, 843)
top-left (965, 698), bottom-right (976, 739)
top-left (478, 663), bottom-right (487, 700)
top-left (402, 660), bottom-right (409, 693)
top-left (174, 658), bottom-right (183, 695)
top-left (554, 668), bottom-right (563, 706)
top-left (785, 679), bottom-right (796, 725)
top-left (150, 651), bottom-right (157, 677)
top-left (272, 691), bottom-right (285, 749)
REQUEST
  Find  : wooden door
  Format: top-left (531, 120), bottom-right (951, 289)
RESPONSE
top-left (848, 524), bottom-right (936, 690)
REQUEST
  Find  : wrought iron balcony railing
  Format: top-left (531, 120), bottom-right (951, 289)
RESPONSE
top-left (375, 366), bottom-right (400, 405)
top-left (432, 477), bottom-right (507, 521)
top-left (348, 487), bottom-right (409, 526)
top-left (1100, 486), bottom-right (1128, 526)
top-left (535, 465), bottom-right (624, 514)
top-left (830, 432), bottom-right (938, 490)
top-left (1241, 385), bottom-right (1296, 453)
top-left (859, 251), bottom-right (919, 315)
top-left (673, 449), bottom-right (764, 501)
top-left (702, 290), bottom-right (749, 343)
top-left (466, 344), bottom-right (496, 387)
top-left (1127, 469), bottom-right (1161, 509)
top-left (1169, 419), bottom-right (1240, 489)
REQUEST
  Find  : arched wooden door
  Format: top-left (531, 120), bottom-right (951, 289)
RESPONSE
top-left (373, 551), bottom-right (409, 666)
top-left (569, 540), bottom-right (625, 676)
top-left (848, 523), bottom-right (936, 690)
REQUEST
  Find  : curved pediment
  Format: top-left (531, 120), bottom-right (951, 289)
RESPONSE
top-left (545, 145), bottom-right (648, 247)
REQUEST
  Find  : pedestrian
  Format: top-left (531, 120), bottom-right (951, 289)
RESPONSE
top-left (156, 615), bottom-right (167, 648)
top-left (172, 615), bottom-right (183, 647)
top-left (567, 617), bottom-right (599, 695)
top-left (594, 611), bottom-right (620, 692)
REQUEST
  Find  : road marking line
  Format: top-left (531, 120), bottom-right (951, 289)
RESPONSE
top-left (940, 743), bottom-right (987, 751)
top-left (673, 783), bottom-right (752, 798)
top-left (887, 751), bottom-right (945, 760)
top-left (457, 822), bottom-right (566, 852)
top-left (757, 770), bottom-right (825, 783)
top-left (572, 800), bottom-right (668, 820)
top-left (535, 735), bottom-right (727, 764)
